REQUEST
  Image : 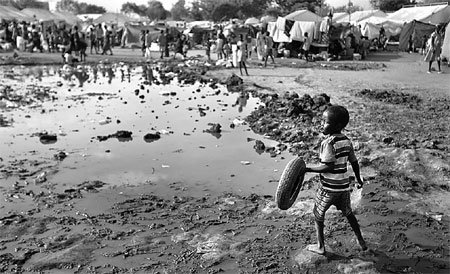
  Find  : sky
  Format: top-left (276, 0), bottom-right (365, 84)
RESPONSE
top-left (78, 0), bottom-right (372, 13)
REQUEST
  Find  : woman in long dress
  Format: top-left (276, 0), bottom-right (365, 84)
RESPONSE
top-left (237, 34), bottom-right (249, 76)
top-left (256, 29), bottom-right (265, 61)
top-left (424, 26), bottom-right (443, 73)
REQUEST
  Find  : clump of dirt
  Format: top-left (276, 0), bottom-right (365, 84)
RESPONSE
top-left (352, 89), bottom-right (450, 152)
top-left (245, 92), bottom-right (331, 161)
top-left (356, 88), bottom-right (422, 107)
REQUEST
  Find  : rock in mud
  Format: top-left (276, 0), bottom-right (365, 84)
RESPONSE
top-left (225, 73), bottom-right (243, 92)
top-left (293, 245), bottom-right (329, 269)
top-left (144, 132), bottom-right (161, 142)
top-left (205, 123), bottom-right (221, 134)
top-left (39, 133), bottom-right (57, 144)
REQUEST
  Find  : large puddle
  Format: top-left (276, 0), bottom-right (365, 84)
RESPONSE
top-left (1, 63), bottom-right (293, 199)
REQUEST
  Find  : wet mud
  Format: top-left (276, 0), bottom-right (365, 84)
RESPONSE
top-left (0, 58), bottom-right (449, 273)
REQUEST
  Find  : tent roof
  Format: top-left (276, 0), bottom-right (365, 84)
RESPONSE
top-left (53, 11), bottom-right (82, 26)
top-left (93, 13), bottom-right (131, 26)
top-left (285, 9), bottom-right (322, 22)
top-left (334, 10), bottom-right (387, 23)
top-left (0, 5), bottom-right (32, 21)
top-left (20, 8), bottom-right (60, 21)
top-left (386, 4), bottom-right (450, 24)
top-left (358, 16), bottom-right (402, 26)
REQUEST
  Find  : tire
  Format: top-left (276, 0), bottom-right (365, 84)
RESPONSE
top-left (275, 157), bottom-right (306, 210)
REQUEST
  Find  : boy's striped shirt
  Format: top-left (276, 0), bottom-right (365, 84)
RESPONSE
top-left (319, 134), bottom-right (357, 192)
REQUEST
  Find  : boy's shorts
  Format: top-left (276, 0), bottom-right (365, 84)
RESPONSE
top-left (313, 187), bottom-right (352, 222)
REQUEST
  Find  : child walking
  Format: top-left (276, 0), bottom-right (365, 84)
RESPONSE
top-left (305, 105), bottom-right (367, 255)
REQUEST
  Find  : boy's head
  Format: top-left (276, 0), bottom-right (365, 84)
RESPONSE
top-left (322, 105), bottom-right (349, 135)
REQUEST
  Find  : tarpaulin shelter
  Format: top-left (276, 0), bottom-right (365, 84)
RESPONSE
top-left (260, 15), bottom-right (276, 23)
top-left (334, 10), bottom-right (387, 24)
top-left (359, 18), bottom-right (403, 38)
top-left (53, 11), bottom-right (82, 26)
top-left (0, 5), bottom-right (32, 21)
top-left (285, 9), bottom-right (323, 22)
top-left (244, 17), bottom-right (260, 26)
top-left (386, 4), bottom-right (450, 25)
top-left (20, 8), bottom-right (60, 22)
top-left (398, 20), bottom-right (436, 51)
top-left (93, 13), bottom-right (131, 27)
top-left (441, 23), bottom-right (450, 60)
top-left (122, 24), bottom-right (160, 46)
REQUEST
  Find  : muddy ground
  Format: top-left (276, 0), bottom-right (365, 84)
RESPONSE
top-left (0, 49), bottom-right (449, 274)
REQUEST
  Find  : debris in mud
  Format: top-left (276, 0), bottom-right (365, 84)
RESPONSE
top-left (143, 132), bottom-right (161, 143)
top-left (225, 73), bottom-right (243, 92)
top-left (77, 180), bottom-right (107, 192)
top-left (53, 151), bottom-right (68, 161)
top-left (245, 92), bottom-right (331, 160)
top-left (204, 123), bottom-right (222, 134)
top-left (356, 88), bottom-right (422, 107)
top-left (38, 133), bottom-right (57, 144)
top-left (95, 130), bottom-right (133, 142)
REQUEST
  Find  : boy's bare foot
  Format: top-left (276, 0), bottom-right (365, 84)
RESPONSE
top-left (307, 244), bottom-right (325, 255)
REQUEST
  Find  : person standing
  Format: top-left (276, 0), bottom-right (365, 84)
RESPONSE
top-left (96, 24), bottom-right (104, 50)
top-left (424, 25), bottom-right (443, 73)
top-left (305, 105), bottom-right (367, 255)
top-left (139, 30), bottom-right (146, 56)
top-left (302, 32), bottom-right (311, 62)
top-left (264, 31), bottom-right (275, 67)
top-left (256, 28), bottom-right (265, 61)
top-left (102, 28), bottom-right (113, 55)
top-left (158, 29), bottom-right (167, 59)
top-left (89, 26), bottom-right (98, 54)
top-left (237, 34), bottom-right (249, 76)
top-left (145, 29), bottom-right (152, 59)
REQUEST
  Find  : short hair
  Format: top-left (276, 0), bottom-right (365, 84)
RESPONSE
top-left (325, 105), bottom-right (349, 129)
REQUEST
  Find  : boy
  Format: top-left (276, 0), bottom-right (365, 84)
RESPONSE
top-left (305, 105), bottom-right (367, 255)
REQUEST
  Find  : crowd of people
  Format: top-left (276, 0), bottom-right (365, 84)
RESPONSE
top-left (0, 20), bottom-right (121, 62)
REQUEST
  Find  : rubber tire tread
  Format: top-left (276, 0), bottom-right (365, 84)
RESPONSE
top-left (275, 157), bottom-right (306, 210)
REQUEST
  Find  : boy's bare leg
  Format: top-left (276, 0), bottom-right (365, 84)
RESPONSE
top-left (346, 213), bottom-right (367, 251)
top-left (308, 220), bottom-right (325, 255)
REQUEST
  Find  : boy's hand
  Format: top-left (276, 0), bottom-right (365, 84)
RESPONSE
top-left (356, 177), bottom-right (364, 189)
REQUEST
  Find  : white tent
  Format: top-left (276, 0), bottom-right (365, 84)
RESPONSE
top-left (285, 9), bottom-right (322, 22)
top-left (334, 10), bottom-right (387, 24)
top-left (386, 4), bottom-right (450, 24)
top-left (442, 23), bottom-right (450, 60)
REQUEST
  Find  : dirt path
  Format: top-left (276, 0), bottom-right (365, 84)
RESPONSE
top-left (0, 49), bottom-right (449, 274)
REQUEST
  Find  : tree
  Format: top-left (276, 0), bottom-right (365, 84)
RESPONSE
top-left (333, 4), bottom-right (363, 13)
top-left (273, 0), bottom-right (321, 13)
top-left (121, 2), bottom-right (148, 16)
top-left (11, 0), bottom-right (43, 9)
top-left (370, 0), bottom-right (416, 11)
top-left (57, 0), bottom-right (105, 14)
top-left (211, 3), bottom-right (239, 22)
top-left (147, 0), bottom-right (169, 21)
top-left (171, 0), bottom-right (190, 20)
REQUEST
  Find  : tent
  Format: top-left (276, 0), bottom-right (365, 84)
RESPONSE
top-left (121, 24), bottom-right (161, 46)
top-left (0, 5), bottom-right (32, 21)
top-left (20, 8), bottom-right (60, 22)
top-left (442, 23), bottom-right (450, 60)
top-left (359, 18), bottom-right (404, 38)
top-left (260, 15), bottom-right (276, 23)
top-left (53, 11), bottom-right (82, 26)
top-left (334, 10), bottom-right (387, 24)
top-left (93, 13), bottom-right (132, 27)
top-left (285, 9), bottom-right (322, 22)
top-left (386, 4), bottom-right (450, 25)
top-left (398, 20), bottom-right (436, 51)
top-left (244, 17), bottom-right (260, 25)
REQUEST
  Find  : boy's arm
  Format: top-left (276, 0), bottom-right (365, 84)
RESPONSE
top-left (350, 159), bottom-right (364, 188)
top-left (305, 162), bottom-right (334, 173)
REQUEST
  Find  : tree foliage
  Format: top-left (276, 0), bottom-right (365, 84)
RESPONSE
top-left (273, 0), bottom-right (321, 13)
top-left (370, 0), bottom-right (417, 11)
top-left (11, 0), bottom-right (44, 9)
top-left (147, 0), bottom-right (169, 21)
top-left (56, 0), bottom-right (106, 14)
top-left (211, 3), bottom-right (239, 22)
top-left (333, 4), bottom-right (363, 13)
top-left (171, 0), bottom-right (190, 20)
top-left (121, 2), bottom-right (148, 17)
